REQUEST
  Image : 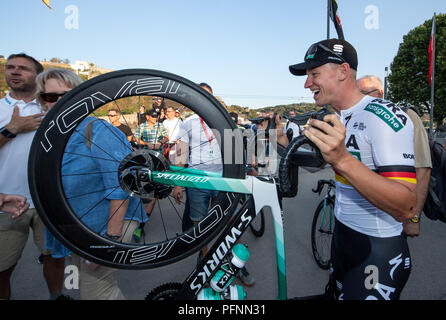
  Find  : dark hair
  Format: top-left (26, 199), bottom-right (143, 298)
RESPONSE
top-left (108, 107), bottom-right (121, 114)
top-left (199, 82), bottom-right (213, 93)
top-left (145, 108), bottom-right (160, 117)
top-left (229, 112), bottom-right (238, 123)
top-left (7, 53), bottom-right (44, 74)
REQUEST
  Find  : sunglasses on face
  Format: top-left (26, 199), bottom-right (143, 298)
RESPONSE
top-left (40, 92), bottom-right (68, 103)
top-left (305, 43), bottom-right (346, 64)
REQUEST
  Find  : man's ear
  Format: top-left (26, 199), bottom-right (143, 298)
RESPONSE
top-left (337, 63), bottom-right (350, 81)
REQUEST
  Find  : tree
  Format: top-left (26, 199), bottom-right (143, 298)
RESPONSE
top-left (50, 57), bottom-right (62, 63)
top-left (387, 14), bottom-right (446, 126)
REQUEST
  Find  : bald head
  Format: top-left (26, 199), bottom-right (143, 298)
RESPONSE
top-left (357, 75), bottom-right (383, 98)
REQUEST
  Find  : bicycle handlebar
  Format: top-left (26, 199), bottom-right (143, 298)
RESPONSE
top-left (285, 107), bottom-right (331, 125)
top-left (312, 179), bottom-right (336, 195)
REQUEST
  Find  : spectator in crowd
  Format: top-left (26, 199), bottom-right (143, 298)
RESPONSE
top-left (0, 193), bottom-right (29, 219)
top-left (36, 68), bottom-right (90, 300)
top-left (159, 107), bottom-right (167, 123)
top-left (41, 68), bottom-right (148, 299)
top-left (357, 75), bottom-right (431, 237)
top-left (36, 67), bottom-right (147, 299)
top-left (153, 96), bottom-right (165, 110)
top-left (229, 112), bottom-right (240, 127)
top-left (137, 105), bottom-right (146, 126)
top-left (133, 108), bottom-right (168, 217)
top-left (172, 82), bottom-right (255, 286)
top-left (107, 108), bottom-right (133, 142)
top-left (134, 108), bottom-right (168, 152)
top-left (284, 109), bottom-right (301, 141)
top-left (163, 105), bottom-right (182, 143)
top-left (0, 53), bottom-right (50, 300)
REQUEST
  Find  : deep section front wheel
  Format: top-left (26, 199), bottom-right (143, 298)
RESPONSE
top-left (28, 69), bottom-right (244, 269)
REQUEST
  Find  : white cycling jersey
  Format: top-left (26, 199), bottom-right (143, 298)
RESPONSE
top-left (334, 95), bottom-right (416, 238)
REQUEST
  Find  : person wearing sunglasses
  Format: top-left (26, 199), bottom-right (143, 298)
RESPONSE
top-left (36, 68), bottom-right (81, 111)
top-left (36, 68), bottom-right (147, 300)
top-left (0, 53), bottom-right (49, 300)
top-left (33, 68), bottom-right (85, 300)
top-left (106, 108), bottom-right (133, 142)
top-left (357, 75), bottom-right (431, 238)
top-left (288, 39), bottom-right (416, 300)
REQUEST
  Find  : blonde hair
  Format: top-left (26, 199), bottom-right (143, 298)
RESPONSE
top-left (35, 68), bottom-right (83, 110)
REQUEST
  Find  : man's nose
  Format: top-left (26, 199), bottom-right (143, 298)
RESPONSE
top-left (304, 76), bottom-right (312, 89)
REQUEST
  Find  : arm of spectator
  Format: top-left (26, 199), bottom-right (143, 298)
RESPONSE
top-left (106, 199), bottom-right (129, 237)
top-left (274, 114), bottom-right (289, 147)
top-left (0, 193), bottom-right (30, 219)
top-left (171, 140), bottom-right (190, 204)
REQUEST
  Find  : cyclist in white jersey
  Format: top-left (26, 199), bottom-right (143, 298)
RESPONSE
top-left (288, 39), bottom-right (417, 300)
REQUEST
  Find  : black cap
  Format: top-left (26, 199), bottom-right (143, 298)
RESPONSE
top-left (145, 108), bottom-right (160, 118)
top-left (289, 39), bottom-right (358, 76)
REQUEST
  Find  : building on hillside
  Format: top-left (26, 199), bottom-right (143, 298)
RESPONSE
top-left (70, 60), bottom-right (113, 78)
top-left (70, 60), bottom-right (91, 75)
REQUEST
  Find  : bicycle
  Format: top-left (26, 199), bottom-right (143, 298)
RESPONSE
top-left (28, 69), bottom-right (329, 300)
top-left (311, 179), bottom-right (336, 270)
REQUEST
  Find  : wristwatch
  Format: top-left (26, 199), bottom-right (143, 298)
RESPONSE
top-left (410, 215), bottom-right (420, 223)
top-left (0, 127), bottom-right (16, 139)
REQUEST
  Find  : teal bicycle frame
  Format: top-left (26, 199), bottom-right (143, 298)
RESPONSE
top-left (149, 165), bottom-right (288, 300)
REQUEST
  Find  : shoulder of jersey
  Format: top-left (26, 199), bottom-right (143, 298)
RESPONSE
top-left (361, 98), bottom-right (411, 133)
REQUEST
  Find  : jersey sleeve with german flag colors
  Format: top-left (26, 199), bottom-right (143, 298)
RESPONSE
top-left (366, 98), bottom-right (416, 185)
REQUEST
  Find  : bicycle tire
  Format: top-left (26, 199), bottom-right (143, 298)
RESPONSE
top-left (311, 198), bottom-right (335, 270)
top-left (28, 69), bottom-right (244, 269)
top-left (249, 209), bottom-right (265, 237)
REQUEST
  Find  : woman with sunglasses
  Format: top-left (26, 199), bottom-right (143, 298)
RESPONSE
top-left (36, 68), bottom-right (147, 299)
top-left (36, 68), bottom-right (79, 111)
top-left (35, 68), bottom-right (83, 299)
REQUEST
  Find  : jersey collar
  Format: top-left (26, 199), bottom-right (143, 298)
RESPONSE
top-left (340, 95), bottom-right (374, 118)
top-left (4, 92), bottom-right (39, 107)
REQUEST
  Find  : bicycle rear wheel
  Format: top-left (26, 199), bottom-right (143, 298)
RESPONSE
top-left (28, 69), bottom-right (244, 269)
top-left (311, 198), bottom-right (335, 270)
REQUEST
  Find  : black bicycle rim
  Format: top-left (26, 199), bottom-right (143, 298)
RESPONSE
top-left (28, 69), bottom-right (244, 269)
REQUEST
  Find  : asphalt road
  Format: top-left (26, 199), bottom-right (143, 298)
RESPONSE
top-left (8, 167), bottom-right (446, 300)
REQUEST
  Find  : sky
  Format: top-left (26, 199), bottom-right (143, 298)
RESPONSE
top-left (1, 0), bottom-right (445, 109)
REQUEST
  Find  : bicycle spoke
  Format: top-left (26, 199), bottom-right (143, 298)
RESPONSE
top-left (65, 185), bottom-right (122, 200)
top-left (156, 198), bottom-right (169, 240)
top-left (75, 185), bottom-right (121, 220)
